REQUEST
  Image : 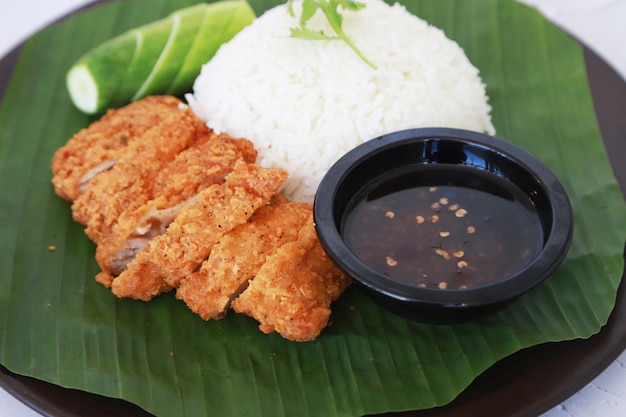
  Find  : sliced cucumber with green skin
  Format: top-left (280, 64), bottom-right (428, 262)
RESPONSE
top-left (134, 4), bottom-right (207, 100)
top-left (167, 1), bottom-right (256, 95)
top-left (66, 34), bottom-right (138, 114)
top-left (114, 18), bottom-right (174, 107)
top-left (66, 1), bottom-right (256, 114)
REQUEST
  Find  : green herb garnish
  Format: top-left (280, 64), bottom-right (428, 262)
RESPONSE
top-left (287, 0), bottom-right (377, 69)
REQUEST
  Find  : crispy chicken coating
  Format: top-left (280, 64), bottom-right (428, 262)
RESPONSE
top-left (52, 95), bottom-right (351, 341)
top-left (150, 132), bottom-right (257, 199)
top-left (94, 196), bottom-right (196, 288)
top-left (94, 135), bottom-right (257, 286)
top-left (71, 106), bottom-right (210, 244)
top-left (51, 96), bottom-right (182, 201)
top-left (110, 161), bottom-right (288, 301)
top-left (231, 216), bottom-right (351, 342)
top-left (176, 194), bottom-right (311, 320)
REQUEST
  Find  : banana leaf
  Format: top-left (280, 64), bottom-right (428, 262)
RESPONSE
top-left (0, 0), bottom-right (625, 416)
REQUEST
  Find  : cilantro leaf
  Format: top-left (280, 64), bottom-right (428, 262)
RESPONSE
top-left (300, 0), bottom-right (320, 25)
top-left (287, 0), bottom-right (377, 69)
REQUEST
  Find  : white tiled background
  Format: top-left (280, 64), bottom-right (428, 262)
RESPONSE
top-left (0, 1), bottom-right (625, 416)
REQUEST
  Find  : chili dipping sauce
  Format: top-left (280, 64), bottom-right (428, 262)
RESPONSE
top-left (341, 165), bottom-right (544, 290)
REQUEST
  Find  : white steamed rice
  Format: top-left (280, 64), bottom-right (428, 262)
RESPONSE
top-left (187, 0), bottom-right (495, 203)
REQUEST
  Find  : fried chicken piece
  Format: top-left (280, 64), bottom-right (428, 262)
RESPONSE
top-left (231, 216), bottom-right (351, 342)
top-left (51, 96), bottom-right (182, 201)
top-left (94, 136), bottom-right (257, 286)
top-left (150, 133), bottom-right (257, 199)
top-left (105, 254), bottom-right (174, 301)
top-left (176, 194), bottom-right (311, 320)
top-left (110, 161), bottom-right (288, 301)
top-left (71, 106), bottom-right (210, 244)
top-left (94, 196), bottom-right (196, 288)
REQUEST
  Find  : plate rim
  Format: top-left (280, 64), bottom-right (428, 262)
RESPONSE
top-left (0, 2), bottom-right (625, 417)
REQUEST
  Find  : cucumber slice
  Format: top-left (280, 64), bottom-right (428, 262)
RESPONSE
top-left (66, 34), bottom-right (137, 114)
top-left (132, 4), bottom-right (207, 100)
top-left (114, 19), bottom-right (173, 107)
top-left (66, 1), bottom-right (256, 114)
top-left (167, 1), bottom-right (255, 95)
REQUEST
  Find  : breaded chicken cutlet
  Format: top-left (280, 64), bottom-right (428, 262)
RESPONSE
top-left (110, 161), bottom-right (288, 301)
top-left (231, 216), bottom-right (351, 342)
top-left (176, 194), bottom-right (312, 320)
top-left (94, 134), bottom-right (257, 287)
top-left (52, 95), bottom-right (351, 342)
top-left (71, 106), bottom-right (210, 243)
top-left (51, 95), bottom-right (182, 201)
top-left (150, 132), bottom-right (257, 199)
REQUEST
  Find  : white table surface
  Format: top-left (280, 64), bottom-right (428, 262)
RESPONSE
top-left (0, 1), bottom-right (625, 416)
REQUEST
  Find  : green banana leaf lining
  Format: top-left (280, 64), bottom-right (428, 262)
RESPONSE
top-left (0, 0), bottom-right (624, 416)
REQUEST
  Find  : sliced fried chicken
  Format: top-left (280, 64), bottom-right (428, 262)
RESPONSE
top-left (51, 95), bottom-right (182, 201)
top-left (51, 94), bottom-right (351, 342)
top-left (94, 135), bottom-right (257, 287)
top-left (110, 161), bottom-right (288, 301)
top-left (94, 196), bottom-right (196, 288)
top-left (150, 133), bottom-right (257, 199)
top-left (231, 216), bottom-right (352, 342)
top-left (176, 194), bottom-right (311, 320)
top-left (71, 106), bottom-right (210, 244)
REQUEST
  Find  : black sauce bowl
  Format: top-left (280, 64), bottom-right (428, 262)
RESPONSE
top-left (313, 128), bottom-right (574, 322)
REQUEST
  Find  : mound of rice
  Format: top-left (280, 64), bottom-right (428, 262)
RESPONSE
top-left (187, 0), bottom-right (495, 203)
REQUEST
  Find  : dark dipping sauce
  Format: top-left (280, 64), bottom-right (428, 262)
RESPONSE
top-left (341, 165), bottom-right (544, 290)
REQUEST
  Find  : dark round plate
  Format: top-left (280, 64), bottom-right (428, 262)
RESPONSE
top-left (1, 3), bottom-right (625, 417)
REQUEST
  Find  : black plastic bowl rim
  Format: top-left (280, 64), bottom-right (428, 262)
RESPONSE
top-left (313, 127), bottom-right (574, 315)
